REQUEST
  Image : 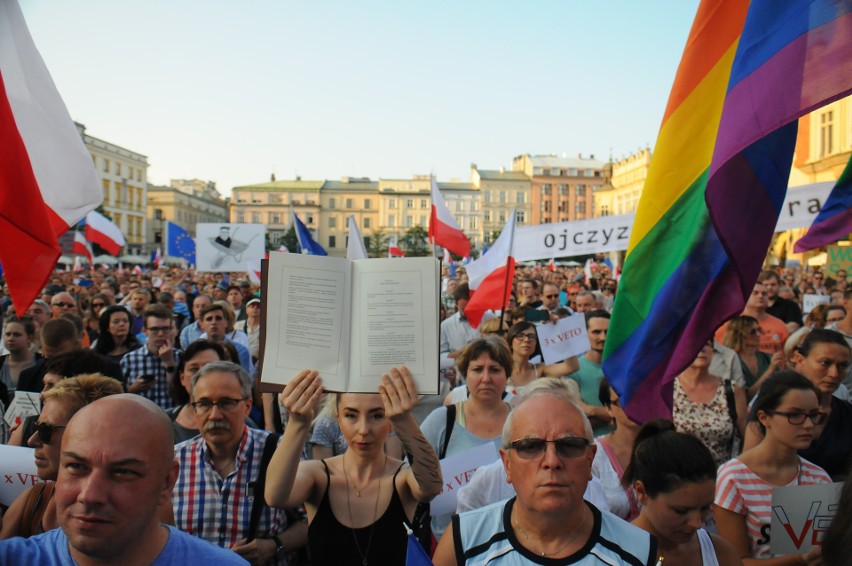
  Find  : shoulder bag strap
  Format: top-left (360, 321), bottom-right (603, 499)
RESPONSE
top-left (440, 404), bottom-right (457, 460)
top-left (246, 433), bottom-right (281, 542)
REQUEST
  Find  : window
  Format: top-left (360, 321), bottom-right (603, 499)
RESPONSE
top-left (470, 217), bottom-right (478, 229)
top-left (270, 194), bottom-right (283, 204)
top-left (499, 212), bottom-right (506, 222)
top-left (484, 192), bottom-right (491, 204)
top-left (406, 215), bottom-right (413, 228)
top-left (420, 199), bottom-right (428, 209)
top-left (270, 213), bottom-right (282, 224)
top-left (406, 199), bottom-right (414, 209)
top-left (577, 170), bottom-right (585, 177)
top-left (252, 212), bottom-right (261, 223)
top-left (102, 179), bottom-right (110, 203)
top-left (575, 201), bottom-right (585, 213)
top-left (328, 235), bottom-right (336, 248)
top-left (499, 191), bottom-right (506, 203)
top-left (542, 201), bottom-right (551, 212)
top-left (137, 170), bottom-right (142, 182)
top-left (307, 214), bottom-right (314, 225)
top-left (363, 218), bottom-right (371, 228)
top-left (576, 185), bottom-right (586, 197)
top-left (328, 217), bottom-right (337, 228)
top-left (364, 199), bottom-right (372, 209)
top-left (542, 168), bottom-right (551, 176)
top-left (541, 184), bottom-right (552, 196)
top-left (516, 192), bottom-right (525, 204)
top-left (270, 231), bottom-right (282, 244)
top-left (388, 215), bottom-right (396, 227)
top-left (457, 201), bottom-right (465, 212)
top-left (114, 182), bottom-right (121, 204)
top-left (484, 210), bottom-right (491, 222)
top-left (328, 198), bottom-right (336, 209)
top-left (103, 158), bottom-right (109, 173)
top-left (559, 184), bottom-right (568, 196)
top-left (237, 212), bottom-right (245, 222)
top-left (820, 110), bottom-right (834, 156)
top-left (419, 216), bottom-right (427, 228)
top-left (346, 198), bottom-right (353, 208)
top-left (516, 211), bottom-right (526, 223)
top-left (388, 198), bottom-right (397, 209)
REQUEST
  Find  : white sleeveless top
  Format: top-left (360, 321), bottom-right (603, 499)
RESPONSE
top-left (697, 528), bottom-right (719, 566)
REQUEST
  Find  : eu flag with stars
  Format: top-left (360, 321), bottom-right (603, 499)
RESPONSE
top-left (166, 221), bottom-right (196, 264)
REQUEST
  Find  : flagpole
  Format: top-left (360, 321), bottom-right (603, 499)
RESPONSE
top-left (497, 210), bottom-right (517, 336)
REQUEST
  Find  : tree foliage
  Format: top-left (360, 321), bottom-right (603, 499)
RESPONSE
top-left (400, 226), bottom-right (430, 257)
top-left (366, 228), bottom-right (388, 258)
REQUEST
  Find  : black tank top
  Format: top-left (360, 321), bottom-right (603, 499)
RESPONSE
top-left (307, 460), bottom-right (409, 565)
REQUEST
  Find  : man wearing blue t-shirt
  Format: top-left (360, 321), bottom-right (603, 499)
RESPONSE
top-left (0, 394), bottom-right (245, 565)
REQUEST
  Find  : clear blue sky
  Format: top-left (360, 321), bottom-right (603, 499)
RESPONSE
top-left (21, 0), bottom-right (700, 194)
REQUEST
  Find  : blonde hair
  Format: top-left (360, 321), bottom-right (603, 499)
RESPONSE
top-left (41, 373), bottom-right (124, 413)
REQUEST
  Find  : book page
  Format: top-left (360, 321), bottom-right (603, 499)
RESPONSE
top-left (260, 253), bottom-right (351, 391)
top-left (349, 257), bottom-right (440, 394)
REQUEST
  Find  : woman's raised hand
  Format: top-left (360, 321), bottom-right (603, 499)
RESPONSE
top-left (378, 366), bottom-right (418, 421)
top-left (279, 370), bottom-right (323, 424)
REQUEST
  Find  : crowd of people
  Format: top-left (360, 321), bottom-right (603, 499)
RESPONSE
top-left (0, 258), bottom-right (850, 564)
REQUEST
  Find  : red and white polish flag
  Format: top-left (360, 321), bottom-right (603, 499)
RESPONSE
top-left (464, 212), bottom-right (517, 329)
top-left (72, 231), bottom-right (93, 264)
top-left (428, 176), bottom-right (470, 258)
top-left (0, 0), bottom-right (102, 313)
top-left (85, 210), bottom-right (126, 256)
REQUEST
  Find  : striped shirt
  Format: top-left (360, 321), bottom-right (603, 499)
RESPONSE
top-left (173, 427), bottom-right (287, 563)
top-left (714, 457), bottom-right (830, 558)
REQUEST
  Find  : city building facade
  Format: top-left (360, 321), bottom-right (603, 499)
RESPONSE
top-left (470, 165), bottom-right (531, 243)
top-left (595, 147), bottom-right (651, 216)
top-left (147, 179), bottom-right (228, 252)
top-left (230, 178), bottom-right (324, 248)
top-left (78, 122), bottom-right (148, 254)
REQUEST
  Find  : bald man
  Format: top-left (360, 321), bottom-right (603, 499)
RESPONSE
top-left (0, 394), bottom-right (247, 565)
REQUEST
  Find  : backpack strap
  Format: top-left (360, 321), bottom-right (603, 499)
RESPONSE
top-left (246, 433), bottom-right (280, 542)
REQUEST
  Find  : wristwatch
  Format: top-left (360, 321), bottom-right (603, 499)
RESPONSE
top-left (272, 535), bottom-right (285, 557)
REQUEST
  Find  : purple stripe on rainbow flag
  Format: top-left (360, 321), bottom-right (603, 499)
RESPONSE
top-left (795, 156), bottom-right (852, 252)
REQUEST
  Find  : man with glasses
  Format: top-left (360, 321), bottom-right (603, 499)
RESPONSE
top-left (540, 283), bottom-right (564, 314)
top-left (120, 305), bottom-right (180, 409)
top-left (172, 361), bottom-right (306, 564)
top-left (433, 387), bottom-right (654, 565)
top-left (49, 292), bottom-right (78, 319)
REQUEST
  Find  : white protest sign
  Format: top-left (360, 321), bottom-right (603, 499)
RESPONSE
top-left (4, 391), bottom-right (40, 428)
top-left (0, 444), bottom-right (43, 506)
top-left (431, 442), bottom-right (500, 516)
top-left (802, 294), bottom-right (830, 316)
top-left (512, 182), bottom-right (833, 262)
top-left (196, 223), bottom-right (267, 272)
top-left (770, 482), bottom-right (842, 555)
top-left (535, 315), bottom-right (590, 365)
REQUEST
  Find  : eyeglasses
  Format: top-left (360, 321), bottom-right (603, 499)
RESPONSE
top-left (91, 302), bottom-right (105, 308)
top-left (190, 397), bottom-right (248, 414)
top-left (146, 326), bottom-right (172, 334)
top-left (544, 294), bottom-right (559, 299)
top-left (34, 421), bottom-right (67, 444)
top-left (52, 302), bottom-right (75, 308)
top-left (514, 333), bottom-right (537, 342)
top-left (506, 436), bottom-right (591, 459)
top-left (770, 410), bottom-right (827, 425)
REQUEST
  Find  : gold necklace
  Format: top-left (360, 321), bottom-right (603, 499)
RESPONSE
top-left (515, 517), bottom-right (581, 558)
top-left (342, 453), bottom-right (385, 566)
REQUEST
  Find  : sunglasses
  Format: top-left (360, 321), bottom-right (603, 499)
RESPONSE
top-left (52, 302), bottom-right (75, 308)
top-left (92, 302), bottom-right (105, 308)
top-left (35, 421), bottom-right (67, 444)
top-left (506, 436), bottom-right (591, 459)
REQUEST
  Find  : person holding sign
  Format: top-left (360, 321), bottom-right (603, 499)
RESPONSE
top-left (506, 322), bottom-right (579, 393)
top-left (626, 420), bottom-right (741, 565)
top-left (714, 372), bottom-right (831, 562)
top-left (265, 366), bottom-right (442, 566)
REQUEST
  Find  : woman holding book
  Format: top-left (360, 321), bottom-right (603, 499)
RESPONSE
top-left (266, 366), bottom-right (442, 566)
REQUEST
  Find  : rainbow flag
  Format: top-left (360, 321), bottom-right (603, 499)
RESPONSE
top-left (794, 155), bottom-right (852, 252)
top-left (603, 0), bottom-right (852, 423)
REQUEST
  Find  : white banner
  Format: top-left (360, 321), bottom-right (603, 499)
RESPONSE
top-left (513, 182), bottom-right (834, 262)
top-left (770, 482), bottom-right (842, 555)
top-left (536, 315), bottom-right (590, 364)
top-left (802, 293), bottom-right (830, 315)
top-left (196, 223), bottom-right (267, 272)
top-left (4, 391), bottom-right (40, 428)
top-left (431, 442), bottom-right (500, 516)
top-left (0, 445), bottom-right (42, 507)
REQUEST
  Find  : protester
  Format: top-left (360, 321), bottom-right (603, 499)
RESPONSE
top-left (92, 305), bottom-right (141, 361)
top-left (265, 366), bottom-right (442, 565)
top-left (760, 270), bottom-right (803, 333)
top-left (16, 318), bottom-right (79, 393)
top-left (120, 305), bottom-right (180, 409)
top-left (565, 310), bottom-right (615, 435)
top-left (165, 340), bottom-right (227, 443)
top-left (742, 328), bottom-right (852, 479)
top-left (172, 361), bottom-right (307, 564)
top-left (506, 321), bottom-right (579, 392)
top-left (626, 420), bottom-right (741, 565)
top-left (722, 315), bottom-right (784, 400)
top-left (573, 290), bottom-right (597, 313)
top-left (180, 293), bottom-right (212, 346)
top-left (715, 372), bottom-right (831, 562)
top-left (715, 282), bottom-right (789, 355)
top-left (235, 297), bottom-right (261, 361)
top-left (0, 394), bottom-right (248, 564)
top-left (197, 303), bottom-right (253, 373)
top-left (124, 288), bottom-right (151, 335)
top-left (433, 384), bottom-right (655, 565)
top-left (0, 315), bottom-right (38, 405)
top-left (593, 378), bottom-right (642, 520)
top-left (0, 374), bottom-right (124, 539)
top-left (439, 283), bottom-right (481, 370)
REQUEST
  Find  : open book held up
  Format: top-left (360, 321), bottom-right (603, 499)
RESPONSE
top-left (260, 253), bottom-right (440, 394)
